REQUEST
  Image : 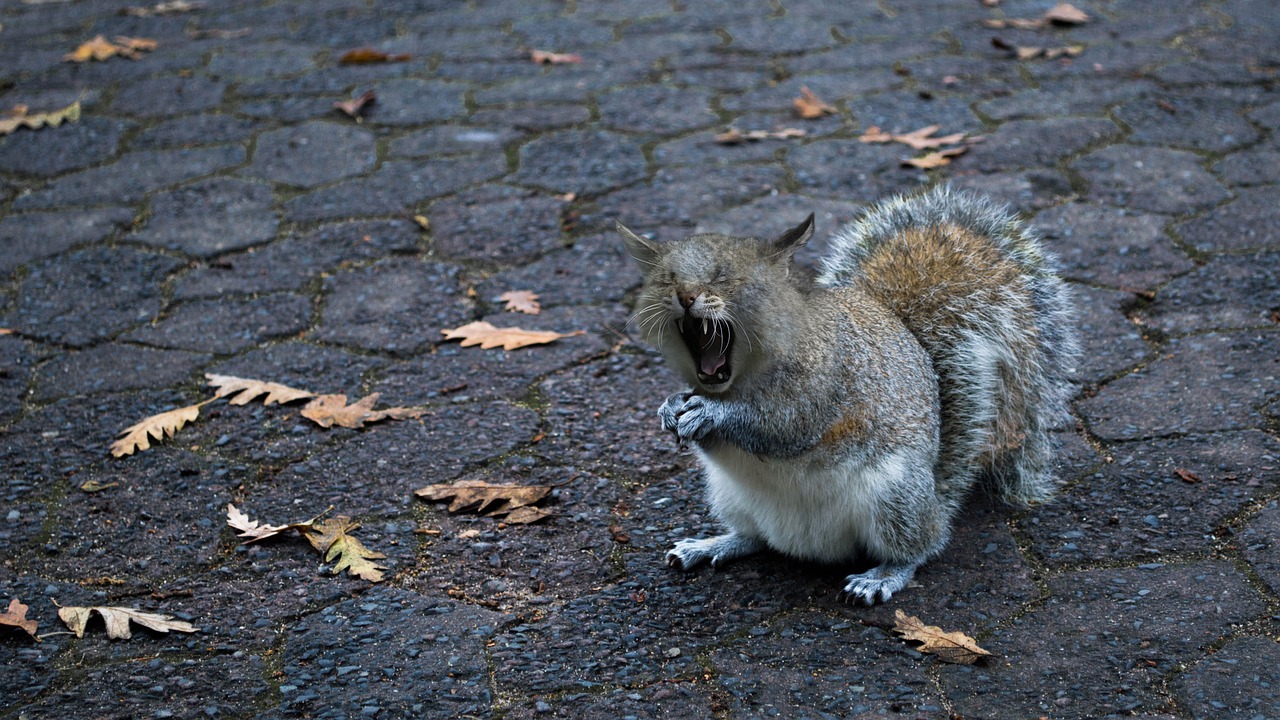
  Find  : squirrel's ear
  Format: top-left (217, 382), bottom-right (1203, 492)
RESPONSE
top-left (772, 213), bottom-right (815, 257)
top-left (616, 221), bottom-right (661, 267)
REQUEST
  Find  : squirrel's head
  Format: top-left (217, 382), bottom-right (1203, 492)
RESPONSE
top-left (616, 214), bottom-right (814, 393)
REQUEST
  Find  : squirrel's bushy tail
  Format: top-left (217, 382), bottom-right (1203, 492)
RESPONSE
top-left (818, 186), bottom-right (1078, 506)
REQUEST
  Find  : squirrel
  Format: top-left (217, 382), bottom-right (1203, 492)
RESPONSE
top-left (616, 186), bottom-right (1078, 604)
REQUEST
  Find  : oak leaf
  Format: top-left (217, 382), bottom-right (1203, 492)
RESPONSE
top-left (64, 35), bottom-right (156, 62)
top-left (207, 373), bottom-right (315, 406)
top-left (80, 480), bottom-right (118, 493)
top-left (502, 505), bottom-right (554, 524)
top-left (57, 604), bottom-right (197, 640)
top-left (339, 48), bottom-right (411, 64)
top-left (300, 393), bottom-right (427, 429)
top-left (714, 127), bottom-right (806, 144)
top-left (893, 610), bottom-right (992, 664)
top-left (0, 598), bottom-right (39, 641)
top-left (303, 517), bottom-right (388, 582)
top-left (498, 290), bottom-right (542, 315)
top-left (416, 480), bottom-right (552, 516)
top-left (334, 89), bottom-right (376, 119)
top-left (111, 401), bottom-right (207, 457)
top-left (793, 86), bottom-right (836, 119)
top-left (441, 321), bottom-right (584, 350)
top-left (902, 146), bottom-right (968, 169)
top-left (529, 49), bottom-right (582, 64)
top-left (226, 503), bottom-right (309, 543)
top-left (0, 101), bottom-right (81, 136)
top-left (860, 124), bottom-right (966, 149)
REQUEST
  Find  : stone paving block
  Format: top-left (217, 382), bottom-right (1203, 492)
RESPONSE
top-left (1176, 186), bottom-right (1280, 253)
top-left (976, 78), bottom-right (1159, 121)
top-left (959, 117), bottom-right (1119, 173)
top-left (129, 112), bottom-right (264, 150)
top-left (11, 247), bottom-right (182, 347)
top-left (427, 185), bottom-right (567, 264)
top-left (1115, 94), bottom-right (1259, 153)
top-left (1070, 285), bottom-right (1152, 383)
top-left (849, 91), bottom-right (981, 135)
top-left (721, 72), bottom-right (902, 114)
top-left (247, 121), bottom-right (376, 188)
top-left (597, 85), bottom-right (719, 136)
top-left (511, 14), bottom-right (615, 49)
top-left (33, 344), bottom-right (210, 402)
top-left (0, 207), bottom-right (135, 276)
top-left (1239, 500), bottom-right (1280, 595)
top-left (503, 683), bottom-right (715, 719)
top-left (361, 78), bottom-right (467, 125)
top-left (1034, 203), bottom-right (1195, 290)
top-left (1027, 431), bottom-right (1280, 565)
top-left (174, 219), bottom-right (419, 299)
top-left (653, 129), bottom-right (802, 168)
top-left (721, 14), bottom-right (841, 53)
top-left (790, 139), bottom-right (926, 204)
top-left (474, 233), bottom-right (639, 309)
top-left (272, 589), bottom-right (508, 720)
top-left (388, 126), bottom-right (524, 158)
top-left (1138, 252), bottom-right (1280, 335)
top-left (512, 130), bottom-right (648, 197)
top-left (0, 117), bottom-right (131, 178)
top-left (1174, 635), bottom-right (1280, 720)
top-left (939, 561), bottom-right (1269, 719)
top-left (1072, 145), bottom-right (1229, 215)
top-left (0, 335), bottom-right (37, 422)
top-left (588, 164), bottom-right (787, 233)
top-left (469, 104), bottom-right (592, 132)
top-left (949, 169), bottom-right (1076, 215)
top-left (124, 293), bottom-right (313, 355)
top-left (111, 75), bottom-right (226, 117)
top-left (13, 145), bottom-right (246, 209)
top-left (313, 257), bottom-right (470, 355)
top-left (131, 177), bottom-right (278, 257)
top-left (1078, 332), bottom-right (1278, 441)
top-left (284, 156), bottom-right (508, 222)
top-left (1213, 147), bottom-right (1280, 187)
top-left (206, 41), bottom-right (320, 80)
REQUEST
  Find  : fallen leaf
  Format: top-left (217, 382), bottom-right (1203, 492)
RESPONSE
top-left (64, 35), bottom-right (156, 62)
top-left (0, 101), bottom-right (80, 136)
top-left (56, 604), bottom-right (197, 640)
top-left (300, 393), bottom-right (426, 429)
top-left (893, 610), bottom-right (992, 664)
top-left (206, 374), bottom-right (315, 406)
top-left (982, 17), bottom-right (1046, 29)
top-left (0, 598), bottom-right (39, 641)
top-left (415, 480), bottom-right (553, 517)
top-left (858, 125), bottom-right (895, 143)
top-left (889, 124), bottom-right (966, 149)
top-left (121, 0), bottom-right (201, 16)
top-left (1044, 2), bottom-right (1089, 24)
top-left (0, 328), bottom-right (12, 334)
top-left (339, 47), bottom-right (411, 64)
top-left (609, 524), bottom-right (631, 544)
top-left (226, 503), bottom-right (303, 543)
top-left (498, 290), bottom-right (542, 315)
top-left (412, 214), bottom-right (431, 231)
top-left (441, 321), bottom-right (584, 350)
top-left (529, 49), bottom-right (582, 64)
top-left (303, 517), bottom-right (388, 582)
top-left (1016, 45), bottom-right (1044, 60)
top-left (1174, 468), bottom-right (1202, 484)
top-left (79, 480), bottom-right (118, 493)
top-left (991, 36), bottom-right (1015, 52)
top-left (333, 89), bottom-right (375, 119)
top-left (1045, 45), bottom-right (1084, 59)
top-left (714, 127), bottom-right (807, 144)
top-left (902, 146), bottom-right (968, 169)
top-left (793, 86), bottom-right (836, 119)
top-left (111, 401), bottom-right (207, 457)
top-left (503, 505), bottom-right (553, 524)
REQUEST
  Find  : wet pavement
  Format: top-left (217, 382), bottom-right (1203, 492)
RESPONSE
top-left (0, 0), bottom-right (1278, 718)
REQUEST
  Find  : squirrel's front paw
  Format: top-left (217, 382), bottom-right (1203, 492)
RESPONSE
top-left (658, 391), bottom-right (693, 434)
top-left (659, 393), bottom-right (715, 445)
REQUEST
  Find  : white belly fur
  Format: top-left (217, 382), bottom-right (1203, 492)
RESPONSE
top-left (697, 444), bottom-right (907, 563)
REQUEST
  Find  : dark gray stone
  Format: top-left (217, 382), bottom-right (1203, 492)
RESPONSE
top-left (132, 177), bottom-right (278, 257)
top-left (314, 258), bottom-right (470, 354)
top-left (124, 294), bottom-right (313, 354)
top-left (1114, 95), bottom-right (1259, 153)
top-left (428, 185), bottom-right (567, 265)
top-left (1174, 636), bottom-right (1280, 720)
top-left (588, 164), bottom-right (787, 234)
top-left (790, 139), bottom-right (926, 204)
top-left (958, 117), bottom-right (1120, 172)
top-left (597, 85), bottom-right (719, 136)
top-left (1240, 501), bottom-right (1280, 595)
top-left (130, 113), bottom-right (263, 150)
top-left (976, 79), bottom-right (1160, 121)
top-left (1034, 203), bottom-right (1195, 291)
top-left (512, 130), bottom-right (648, 197)
top-left (33, 344), bottom-right (210, 401)
top-left (0, 336), bottom-right (37, 422)
top-left (469, 104), bottom-right (592, 132)
top-left (1176, 186), bottom-right (1280, 253)
top-left (1213, 148), bottom-right (1280, 187)
top-left (0, 207), bottom-right (135, 275)
top-left (949, 169), bottom-right (1076, 215)
top-left (1072, 145), bottom-right (1230, 215)
top-left (284, 156), bottom-right (508, 221)
top-left (388, 126), bottom-right (524, 158)
top-left (0, 116), bottom-right (131, 177)
top-left (1071, 285), bottom-right (1153, 383)
top-left (1138, 252), bottom-right (1280, 335)
top-left (362, 78), bottom-right (467, 125)
top-left (111, 75), bottom-right (226, 117)
top-left (247, 121), bottom-right (376, 188)
top-left (13, 146), bottom-right (246, 209)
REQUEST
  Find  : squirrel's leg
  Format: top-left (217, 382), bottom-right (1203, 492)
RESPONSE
top-left (841, 561), bottom-right (921, 605)
top-left (667, 532), bottom-right (764, 571)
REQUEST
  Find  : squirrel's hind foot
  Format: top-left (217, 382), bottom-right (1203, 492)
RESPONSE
top-left (666, 532), bottom-right (764, 571)
top-left (840, 561), bottom-right (920, 605)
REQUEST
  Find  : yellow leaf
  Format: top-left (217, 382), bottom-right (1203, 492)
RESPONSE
top-left (441, 321), bottom-right (584, 350)
top-left (0, 101), bottom-right (80, 136)
top-left (902, 146), bottom-right (967, 169)
top-left (111, 402), bottom-right (206, 457)
top-left (892, 609), bottom-right (993, 664)
top-left (300, 393), bottom-right (426, 429)
top-left (0, 598), bottom-right (39, 641)
top-left (792, 86), bottom-right (836, 119)
top-left (206, 373), bottom-right (315, 406)
top-left (498, 290), bottom-right (542, 315)
top-left (56, 604), bottom-right (197, 640)
top-left (415, 480), bottom-right (552, 515)
top-left (303, 517), bottom-right (387, 582)
top-left (529, 49), bottom-right (582, 64)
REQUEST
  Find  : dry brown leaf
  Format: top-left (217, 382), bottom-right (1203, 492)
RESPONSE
top-left (64, 35), bottom-right (156, 62)
top-left (442, 321), bottom-right (584, 351)
top-left (206, 373), bottom-right (315, 407)
top-left (858, 125), bottom-right (895, 143)
top-left (1045, 45), bottom-right (1084, 59)
top-left (79, 480), bottom-right (118, 493)
top-left (0, 101), bottom-right (80, 136)
top-left (1174, 468), bottom-right (1203, 484)
top-left (57, 604), bottom-right (197, 640)
top-left (226, 503), bottom-right (304, 543)
top-left (1016, 45), bottom-right (1044, 60)
top-left (415, 480), bottom-right (552, 516)
top-left (303, 517), bottom-right (388, 582)
top-left (334, 89), bottom-right (375, 119)
top-left (498, 290), bottom-right (542, 315)
top-left (982, 17), bottom-right (1045, 29)
top-left (339, 47), bottom-right (411, 64)
top-left (0, 328), bottom-right (12, 334)
top-left (121, 0), bottom-right (201, 16)
top-left (300, 393), bottom-right (426, 429)
top-left (793, 86), bottom-right (836, 119)
top-left (412, 214), bottom-right (431, 231)
top-left (111, 401), bottom-right (206, 457)
top-left (0, 598), bottom-right (39, 641)
top-left (891, 124), bottom-right (967, 149)
top-left (1044, 2), bottom-right (1089, 24)
top-left (529, 49), bottom-right (582, 64)
top-left (893, 610), bottom-right (993, 664)
top-left (714, 127), bottom-right (807, 144)
top-left (503, 505), bottom-right (554, 524)
top-left (902, 146), bottom-right (968, 169)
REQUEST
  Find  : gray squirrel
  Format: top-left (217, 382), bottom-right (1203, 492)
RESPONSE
top-left (616, 186), bottom-right (1078, 604)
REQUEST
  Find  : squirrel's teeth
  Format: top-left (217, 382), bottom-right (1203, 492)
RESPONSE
top-left (703, 318), bottom-right (708, 334)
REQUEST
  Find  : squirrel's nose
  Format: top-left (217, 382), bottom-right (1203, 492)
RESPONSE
top-left (677, 291), bottom-right (697, 309)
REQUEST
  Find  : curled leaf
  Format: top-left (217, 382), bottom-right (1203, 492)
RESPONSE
top-left (498, 290), bottom-right (542, 315)
top-left (0, 598), bottom-right (39, 641)
top-left (300, 393), bottom-right (426, 429)
top-left (339, 48), bottom-right (411, 64)
top-left (111, 402), bottom-right (206, 457)
top-left (226, 503), bottom-right (301, 543)
top-left (56, 604), bottom-right (197, 640)
top-left (902, 146), bottom-right (968, 169)
top-left (206, 373), bottom-right (315, 406)
top-left (441, 321), bottom-right (584, 350)
top-left (529, 49), bottom-right (582, 64)
top-left (415, 480), bottom-right (552, 516)
top-left (793, 86), bottom-right (836, 119)
top-left (893, 609), bottom-right (992, 664)
top-left (334, 89), bottom-right (376, 119)
top-left (0, 101), bottom-right (81, 136)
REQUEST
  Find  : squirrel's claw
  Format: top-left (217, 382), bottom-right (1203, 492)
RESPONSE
top-left (841, 563), bottom-right (919, 605)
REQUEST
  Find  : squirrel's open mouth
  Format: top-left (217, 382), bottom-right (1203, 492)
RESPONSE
top-left (680, 315), bottom-right (733, 386)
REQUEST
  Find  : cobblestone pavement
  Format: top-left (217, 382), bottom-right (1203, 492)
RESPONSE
top-left (1, 0), bottom-right (1278, 718)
